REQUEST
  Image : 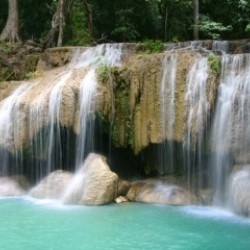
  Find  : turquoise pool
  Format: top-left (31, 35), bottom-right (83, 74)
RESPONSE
top-left (0, 198), bottom-right (249, 250)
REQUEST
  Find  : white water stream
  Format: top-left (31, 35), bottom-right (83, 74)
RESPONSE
top-left (0, 44), bottom-right (123, 179)
top-left (211, 53), bottom-right (250, 205)
top-left (184, 55), bottom-right (210, 189)
top-left (160, 52), bottom-right (177, 174)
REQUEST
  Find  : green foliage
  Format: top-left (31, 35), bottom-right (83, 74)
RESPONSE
top-left (0, 42), bottom-right (17, 55)
top-left (97, 63), bottom-right (110, 80)
top-left (24, 70), bottom-right (40, 80)
top-left (208, 53), bottom-right (220, 75)
top-left (198, 15), bottom-right (233, 39)
top-left (111, 8), bottom-right (139, 41)
top-left (201, 0), bottom-right (249, 39)
top-left (19, 0), bottom-right (53, 42)
top-left (64, 1), bottom-right (91, 46)
top-left (2, 0), bottom-right (250, 45)
top-left (245, 23), bottom-right (250, 32)
top-left (24, 72), bottom-right (34, 79)
top-left (143, 39), bottom-right (164, 53)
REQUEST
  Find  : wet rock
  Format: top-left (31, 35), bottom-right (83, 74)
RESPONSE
top-left (63, 153), bottom-right (118, 205)
top-left (126, 180), bottom-right (197, 205)
top-left (228, 166), bottom-right (250, 217)
top-left (29, 170), bottom-right (73, 199)
top-left (117, 179), bottom-right (131, 196)
top-left (0, 176), bottom-right (29, 196)
top-left (115, 196), bottom-right (129, 203)
top-left (197, 189), bottom-right (213, 205)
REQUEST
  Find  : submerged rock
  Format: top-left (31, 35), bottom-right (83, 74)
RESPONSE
top-left (127, 180), bottom-right (197, 205)
top-left (0, 175), bottom-right (29, 196)
top-left (228, 166), bottom-right (250, 217)
top-left (63, 153), bottom-right (118, 205)
top-left (115, 196), bottom-right (129, 204)
top-left (29, 170), bottom-right (73, 199)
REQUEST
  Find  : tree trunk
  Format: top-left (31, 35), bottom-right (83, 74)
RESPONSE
top-left (44, 0), bottom-right (74, 48)
top-left (82, 0), bottom-right (94, 42)
top-left (0, 0), bottom-right (20, 43)
top-left (164, 5), bottom-right (168, 42)
top-left (193, 0), bottom-right (199, 40)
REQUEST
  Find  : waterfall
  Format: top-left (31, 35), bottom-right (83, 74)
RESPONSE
top-left (0, 44), bottom-right (123, 181)
top-left (74, 43), bottom-right (123, 168)
top-left (160, 52), bottom-right (177, 174)
top-left (28, 49), bottom-right (81, 180)
top-left (212, 41), bottom-right (229, 54)
top-left (75, 69), bottom-right (97, 168)
top-left (0, 83), bottom-right (31, 176)
top-left (46, 71), bottom-right (73, 174)
top-left (211, 53), bottom-right (250, 206)
top-left (184, 55), bottom-right (210, 190)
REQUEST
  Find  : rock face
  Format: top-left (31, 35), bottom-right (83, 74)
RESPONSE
top-left (117, 178), bottom-right (131, 196)
top-left (0, 176), bottom-right (29, 196)
top-left (29, 170), bottom-right (73, 199)
top-left (228, 166), bottom-right (250, 217)
top-left (127, 180), bottom-right (197, 205)
top-left (97, 49), bottom-right (218, 155)
top-left (63, 153), bottom-right (118, 205)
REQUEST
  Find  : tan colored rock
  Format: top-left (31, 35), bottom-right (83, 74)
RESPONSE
top-left (127, 180), bottom-right (197, 205)
top-left (117, 179), bottom-right (131, 196)
top-left (63, 153), bottom-right (118, 205)
top-left (115, 195), bottom-right (129, 203)
top-left (0, 176), bottom-right (29, 196)
top-left (29, 170), bottom-right (73, 199)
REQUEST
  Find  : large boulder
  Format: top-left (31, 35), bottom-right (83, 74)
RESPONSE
top-left (63, 153), bottom-right (118, 205)
top-left (0, 175), bottom-right (29, 196)
top-left (29, 170), bottom-right (73, 199)
top-left (127, 180), bottom-right (197, 205)
top-left (228, 166), bottom-right (250, 217)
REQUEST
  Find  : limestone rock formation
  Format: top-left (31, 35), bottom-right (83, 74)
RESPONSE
top-left (0, 175), bottom-right (29, 196)
top-left (63, 153), bottom-right (118, 205)
top-left (97, 49), bottom-right (218, 155)
top-left (126, 180), bottom-right (197, 205)
top-left (29, 170), bottom-right (73, 199)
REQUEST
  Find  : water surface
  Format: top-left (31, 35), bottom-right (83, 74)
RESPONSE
top-left (0, 198), bottom-right (249, 250)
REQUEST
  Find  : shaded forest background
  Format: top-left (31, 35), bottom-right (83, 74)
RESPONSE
top-left (0, 0), bottom-right (250, 47)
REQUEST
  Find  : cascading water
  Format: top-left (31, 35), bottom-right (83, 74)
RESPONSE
top-left (27, 49), bottom-right (82, 180)
top-left (75, 69), bottom-right (97, 168)
top-left (159, 52), bottom-right (177, 174)
top-left (74, 43), bottom-right (123, 168)
top-left (0, 83), bottom-right (30, 175)
top-left (211, 53), bottom-right (250, 206)
top-left (0, 44), bottom-right (123, 182)
top-left (160, 51), bottom-right (212, 191)
top-left (2, 41), bottom-right (250, 214)
top-left (184, 55), bottom-right (210, 190)
top-left (212, 40), bottom-right (229, 54)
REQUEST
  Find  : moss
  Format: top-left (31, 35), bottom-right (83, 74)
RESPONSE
top-left (0, 41), bottom-right (20, 55)
top-left (112, 79), bottom-right (131, 147)
top-left (97, 63), bottom-right (110, 81)
top-left (0, 67), bottom-right (12, 81)
top-left (141, 39), bottom-right (164, 54)
top-left (208, 53), bottom-right (220, 75)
